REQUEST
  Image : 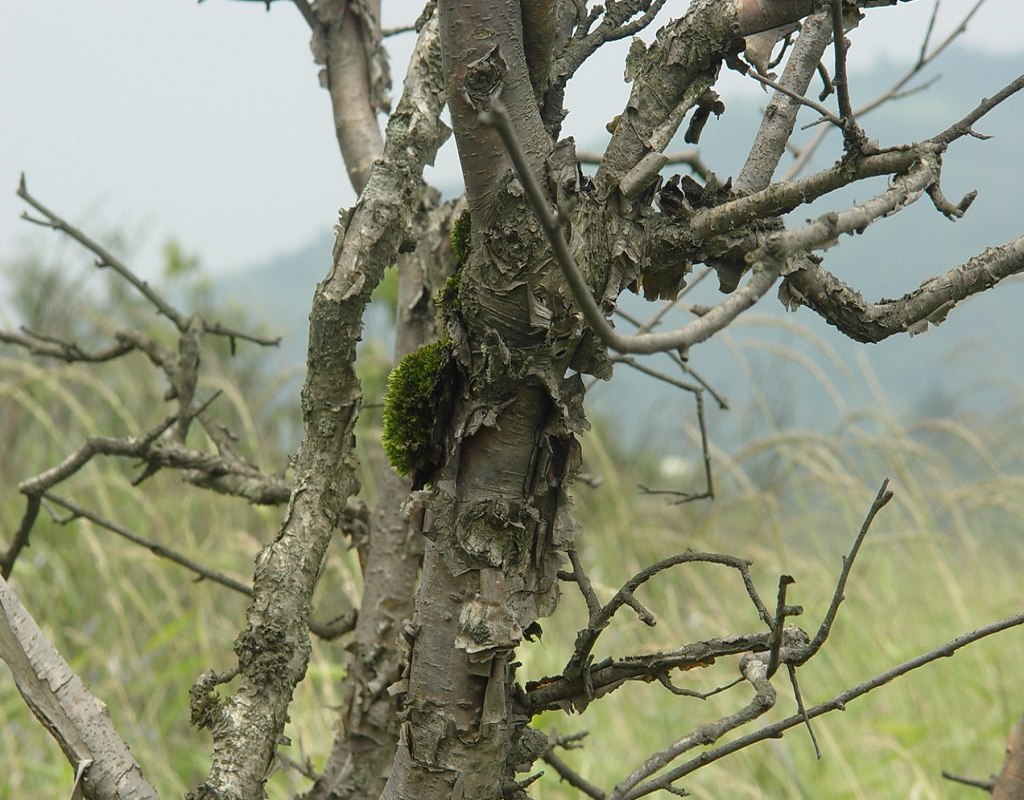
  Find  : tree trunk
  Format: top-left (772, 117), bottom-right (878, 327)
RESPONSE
top-left (994, 714), bottom-right (1024, 800)
top-left (379, 3), bottom-right (586, 797)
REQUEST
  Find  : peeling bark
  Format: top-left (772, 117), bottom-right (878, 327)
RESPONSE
top-left (306, 200), bottom-right (458, 800)
top-left (194, 17), bottom-right (448, 800)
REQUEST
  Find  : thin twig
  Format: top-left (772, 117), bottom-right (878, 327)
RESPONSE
top-left (543, 748), bottom-right (607, 800)
top-left (784, 0), bottom-right (991, 179)
top-left (829, 0), bottom-right (855, 123)
top-left (42, 493), bottom-right (355, 640)
top-left (802, 479), bottom-right (892, 659)
top-left (565, 549), bottom-right (603, 621)
top-left (745, 69), bottom-right (844, 128)
top-left (17, 174), bottom-right (187, 329)
top-left (1, 495), bottom-right (41, 579)
top-left (15, 174), bottom-right (279, 350)
top-left (621, 611), bottom-right (1024, 798)
top-left (612, 655), bottom-right (776, 799)
top-left (931, 73), bottom-right (1024, 146)
top-left (787, 664), bottom-right (821, 759)
top-left (562, 549), bottom-right (772, 681)
top-left (941, 770), bottom-right (995, 792)
top-left (0, 328), bottom-right (136, 363)
top-left (45, 493), bottom-right (254, 596)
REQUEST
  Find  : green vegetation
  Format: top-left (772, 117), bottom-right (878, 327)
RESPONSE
top-left (1, 246), bottom-right (1021, 798)
top-left (381, 338), bottom-right (452, 477)
top-left (450, 208), bottom-right (471, 266)
top-left (435, 271), bottom-right (462, 317)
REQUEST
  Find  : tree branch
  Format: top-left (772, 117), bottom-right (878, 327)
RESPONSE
top-left (781, 236), bottom-right (1024, 343)
top-left (311, 0), bottom-right (387, 192)
top-left (612, 654), bottom-right (777, 800)
top-left (17, 174), bottom-right (187, 329)
top-left (40, 493), bottom-right (357, 640)
top-left (195, 15), bottom-right (448, 797)
top-left (621, 611), bottom-right (1024, 799)
top-left (0, 575), bottom-right (159, 799)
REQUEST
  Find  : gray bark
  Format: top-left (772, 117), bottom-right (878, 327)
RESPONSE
top-left (193, 16), bottom-right (448, 799)
top-left (0, 576), bottom-right (158, 800)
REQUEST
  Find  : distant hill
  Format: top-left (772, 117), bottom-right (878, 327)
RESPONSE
top-left (213, 44), bottom-right (1024, 455)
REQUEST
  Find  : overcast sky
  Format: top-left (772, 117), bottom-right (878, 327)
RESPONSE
top-left (2, 0), bottom-right (1023, 280)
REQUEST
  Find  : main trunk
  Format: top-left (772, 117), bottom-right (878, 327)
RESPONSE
top-left (380, 3), bottom-right (586, 797)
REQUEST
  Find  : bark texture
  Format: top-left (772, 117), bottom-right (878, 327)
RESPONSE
top-left (993, 714), bottom-right (1024, 800)
top-left (192, 17), bottom-right (448, 800)
top-left (306, 200), bottom-right (458, 800)
top-left (0, 576), bottom-right (158, 800)
top-left (380, 2), bottom-right (586, 797)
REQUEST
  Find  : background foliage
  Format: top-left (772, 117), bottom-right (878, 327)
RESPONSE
top-left (1, 238), bottom-right (1020, 797)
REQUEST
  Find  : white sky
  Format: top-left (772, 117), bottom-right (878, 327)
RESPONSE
top-left (2, 0), bottom-right (1022, 279)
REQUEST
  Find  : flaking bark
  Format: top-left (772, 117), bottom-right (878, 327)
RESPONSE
top-left (194, 17), bottom-right (448, 800)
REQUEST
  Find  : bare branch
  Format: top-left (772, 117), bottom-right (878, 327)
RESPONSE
top-left (0, 495), bottom-right (41, 580)
top-left (312, 0), bottom-right (387, 192)
top-left (828, 0), bottom-right (864, 148)
top-left (0, 575), bottom-right (159, 799)
top-left (41, 493), bottom-right (357, 641)
top-left (549, 0), bottom-right (669, 107)
top-left (786, 664), bottom-right (821, 759)
top-left (17, 419), bottom-right (291, 503)
top-left (783, 0), bottom-right (989, 180)
top-left (488, 90), bottom-right (951, 355)
top-left (782, 235), bottom-right (1024, 343)
top-left (603, 354), bottom-right (715, 501)
top-left (0, 327), bottom-right (136, 362)
top-left (525, 630), bottom-right (776, 714)
top-left (543, 747), bottom-right (607, 800)
top-left (623, 612), bottom-right (1024, 798)
top-left (932, 73), bottom-right (1024, 146)
top-left (17, 174), bottom-right (187, 329)
top-left (14, 175), bottom-right (279, 353)
top-left (45, 493), bottom-right (255, 596)
top-left (614, 655), bottom-right (777, 800)
top-left (942, 770), bottom-right (996, 793)
top-left (562, 548), bottom-right (603, 620)
top-left (744, 67), bottom-right (844, 130)
top-left (802, 479), bottom-right (892, 658)
top-left (735, 11), bottom-right (834, 195)
top-left (559, 549), bottom-right (773, 687)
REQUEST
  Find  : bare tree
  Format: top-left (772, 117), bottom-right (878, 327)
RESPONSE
top-left (2, 1), bottom-right (1024, 799)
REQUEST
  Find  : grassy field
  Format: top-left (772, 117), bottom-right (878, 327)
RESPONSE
top-left (1, 337), bottom-right (1021, 798)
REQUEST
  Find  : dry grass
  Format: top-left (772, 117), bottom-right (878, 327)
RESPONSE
top-left (1, 343), bottom-right (1021, 798)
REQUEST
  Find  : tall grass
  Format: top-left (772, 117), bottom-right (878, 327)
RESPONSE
top-left (520, 368), bottom-right (1024, 799)
top-left (1, 315), bottom-right (1021, 797)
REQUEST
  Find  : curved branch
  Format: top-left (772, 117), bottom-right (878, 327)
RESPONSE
top-left (782, 235), bottom-right (1024, 342)
top-left (622, 611), bottom-right (1024, 799)
top-left (315, 0), bottom-right (387, 192)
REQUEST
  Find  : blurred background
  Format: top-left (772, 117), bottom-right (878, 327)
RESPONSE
top-left (1, 1), bottom-right (1022, 797)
